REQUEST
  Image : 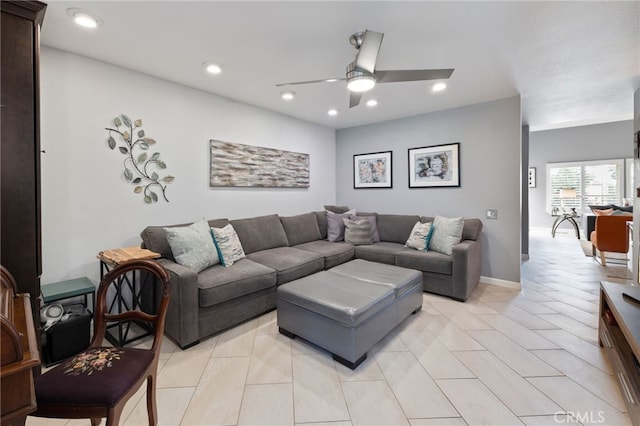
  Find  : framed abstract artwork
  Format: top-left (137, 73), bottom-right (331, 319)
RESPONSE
top-left (353, 151), bottom-right (392, 189)
top-left (408, 143), bottom-right (460, 188)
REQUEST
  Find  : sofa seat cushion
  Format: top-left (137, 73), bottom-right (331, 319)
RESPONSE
top-left (294, 240), bottom-right (355, 269)
top-left (277, 271), bottom-right (394, 327)
top-left (354, 242), bottom-right (405, 265)
top-left (247, 247), bottom-right (324, 284)
top-left (395, 247), bottom-right (452, 275)
top-left (329, 259), bottom-right (422, 299)
top-left (198, 259), bottom-right (277, 308)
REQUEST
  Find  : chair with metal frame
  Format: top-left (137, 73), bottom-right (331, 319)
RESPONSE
top-left (31, 260), bottom-right (171, 426)
top-left (591, 214), bottom-right (632, 266)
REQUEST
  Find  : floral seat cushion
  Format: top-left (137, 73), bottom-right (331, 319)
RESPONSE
top-left (35, 347), bottom-right (154, 408)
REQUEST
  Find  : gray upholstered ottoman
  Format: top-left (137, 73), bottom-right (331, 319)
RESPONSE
top-left (277, 260), bottom-right (422, 369)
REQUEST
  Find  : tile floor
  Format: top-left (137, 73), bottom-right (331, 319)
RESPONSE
top-left (28, 228), bottom-right (635, 425)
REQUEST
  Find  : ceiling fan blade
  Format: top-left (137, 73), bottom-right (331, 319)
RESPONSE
top-left (349, 91), bottom-right (363, 108)
top-left (355, 30), bottom-right (384, 74)
top-left (376, 69), bottom-right (454, 83)
top-left (275, 77), bottom-right (345, 87)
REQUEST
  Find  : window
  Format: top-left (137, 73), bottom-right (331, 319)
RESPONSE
top-left (626, 158), bottom-right (635, 201)
top-left (546, 159), bottom-right (631, 214)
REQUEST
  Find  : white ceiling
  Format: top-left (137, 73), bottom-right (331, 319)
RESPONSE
top-left (40, 1), bottom-right (640, 131)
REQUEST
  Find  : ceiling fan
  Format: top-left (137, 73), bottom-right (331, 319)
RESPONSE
top-left (276, 30), bottom-right (454, 108)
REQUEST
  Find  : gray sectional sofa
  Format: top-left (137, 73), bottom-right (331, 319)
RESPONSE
top-left (140, 211), bottom-right (483, 349)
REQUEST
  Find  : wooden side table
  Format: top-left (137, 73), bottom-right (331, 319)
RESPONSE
top-left (97, 247), bottom-right (161, 346)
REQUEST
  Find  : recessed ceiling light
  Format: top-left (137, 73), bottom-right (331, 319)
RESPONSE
top-left (326, 78), bottom-right (338, 83)
top-left (281, 91), bottom-right (295, 100)
top-left (432, 82), bottom-right (447, 92)
top-left (366, 99), bottom-right (378, 107)
top-left (328, 109), bottom-right (338, 116)
top-left (66, 8), bottom-right (102, 28)
top-left (204, 62), bottom-right (223, 75)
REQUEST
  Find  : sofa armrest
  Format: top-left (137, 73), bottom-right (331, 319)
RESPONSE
top-left (156, 258), bottom-right (200, 348)
top-left (451, 239), bottom-right (482, 301)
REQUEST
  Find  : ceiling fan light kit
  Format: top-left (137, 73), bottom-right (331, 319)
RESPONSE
top-left (346, 75), bottom-right (376, 92)
top-left (276, 29), bottom-right (454, 109)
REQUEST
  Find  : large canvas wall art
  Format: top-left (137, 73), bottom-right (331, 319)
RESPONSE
top-left (210, 140), bottom-right (310, 188)
top-left (408, 143), bottom-right (460, 188)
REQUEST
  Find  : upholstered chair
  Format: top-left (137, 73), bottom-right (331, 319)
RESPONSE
top-left (590, 214), bottom-right (632, 266)
top-left (31, 260), bottom-right (171, 426)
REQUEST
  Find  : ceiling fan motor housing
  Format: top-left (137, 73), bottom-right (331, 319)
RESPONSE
top-left (346, 61), bottom-right (374, 81)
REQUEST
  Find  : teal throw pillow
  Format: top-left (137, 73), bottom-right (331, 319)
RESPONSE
top-left (164, 219), bottom-right (219, 273)
top-left (428, 215), bottom-right (464, 255)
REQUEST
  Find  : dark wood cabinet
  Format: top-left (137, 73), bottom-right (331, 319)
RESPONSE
top-left (599, 281), bottom-right (640, 424)
top-left (1, 0), bottom-right (47, 330)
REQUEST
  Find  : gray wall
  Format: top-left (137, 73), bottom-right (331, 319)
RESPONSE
top-left (633, 87), bottom-right (640, 283)
top-left (529, 121), bottom-right (634, 229)
top-left (40, 47), bottom-right (336, 284)
top-left (522, 126), bottom-right (530, 257)
top-left (336, 97), bottom-right (522, 284)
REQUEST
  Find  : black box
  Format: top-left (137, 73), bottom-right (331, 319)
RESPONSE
top-left (43, 305), bottom-right (91, 365)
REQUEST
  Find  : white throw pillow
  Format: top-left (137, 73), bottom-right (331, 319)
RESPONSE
top-left (405, 221), bottom-right (434, 251)
top-left (211, 224), bottom-right (246, 267)
top-left (428, 215), bottom-right (464, 255)
top-left (164, 219), bottom-right (219, 272)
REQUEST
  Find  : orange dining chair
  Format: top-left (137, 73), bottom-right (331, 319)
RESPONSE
top-left (591, 214), bottom-right (632, 266)
top-left (31, 259), bottom-right (171, 426)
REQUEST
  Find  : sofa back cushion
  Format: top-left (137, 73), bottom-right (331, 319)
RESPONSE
top-left (313, 211), bottom-right (328, 239)
top-left (230, 214), bottom-right (289, 254)
top-left (141, 218), bottom-right (229, 260)
top-left (421, 216), bottom-right (483, 241)
top-left (280, 213), bottom-right (322, 246)
top-left (461, 218), bottom-right (483, 241)
top-left (376, 214), bottom-right (421, 244)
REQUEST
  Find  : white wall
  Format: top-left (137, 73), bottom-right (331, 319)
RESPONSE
top-left (40, 47), bottom-right (336, 285)
top-left (336, 97), bottom-right (522, 284)
top-left (529, 121), bottom-right (633, 229)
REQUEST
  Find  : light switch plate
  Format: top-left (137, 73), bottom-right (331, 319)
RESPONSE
top-left (486, 209), bottom-right (498, 219)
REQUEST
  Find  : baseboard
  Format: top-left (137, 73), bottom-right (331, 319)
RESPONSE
top-left (480, 275), bottom-right (522, 289)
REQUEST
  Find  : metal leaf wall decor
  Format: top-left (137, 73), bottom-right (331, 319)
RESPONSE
top-left (105, 114), bottom-right (174, 203)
